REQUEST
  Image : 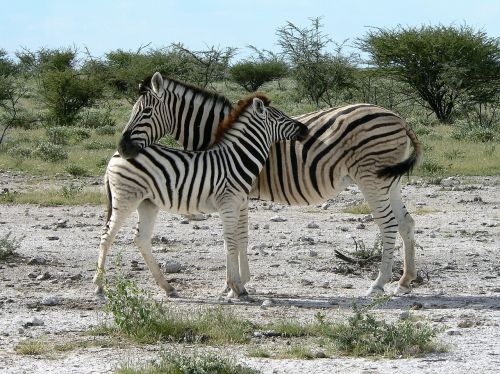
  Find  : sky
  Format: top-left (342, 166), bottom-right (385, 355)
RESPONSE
top-left (1, 0), bottom-right (499, 61)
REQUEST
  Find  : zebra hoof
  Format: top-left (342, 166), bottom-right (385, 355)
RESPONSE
top-left (366, 285), bottom-right (385, 297)
top-left (94, 285), bottom-right (104, 296)
top-left (393, 284), bottom-right (411, 295)
top-left (166, 289), bottom-right (179, 298)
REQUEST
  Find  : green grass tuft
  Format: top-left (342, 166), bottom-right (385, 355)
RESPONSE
top-left (105, 275), bottom-right (255, 344)
top-left (116, 351), bottom-right (259, 374)
top-left (0, 231), bottom-right (22, 261)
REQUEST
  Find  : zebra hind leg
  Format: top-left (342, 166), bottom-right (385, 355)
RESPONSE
top-left (389, 185), bottom-right (416, 295)
top-left (93, 207), bottom-right (132, 295)
top-left (135, 200), bottom-right (178, 297)
top-left (359, 179), bottom-right (400, 296)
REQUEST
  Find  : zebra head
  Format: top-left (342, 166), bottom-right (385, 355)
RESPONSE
top-left (252, 97), bottom-right (309, 142)
top-left (118, 72), bottom-right (170, 159)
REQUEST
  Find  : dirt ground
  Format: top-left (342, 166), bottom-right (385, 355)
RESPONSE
top-left (0, 172), bottom-right (499, 374)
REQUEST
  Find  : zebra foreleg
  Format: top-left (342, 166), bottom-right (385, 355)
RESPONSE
top-left (135, 200), bottom-right (178, 297)
top-left (390, 187), bottom-right (416, 295)
top-left (219, 199), bottom-right (247, 299)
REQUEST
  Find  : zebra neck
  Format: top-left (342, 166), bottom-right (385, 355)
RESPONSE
top-left (164, 80), bottom-right (232, 151)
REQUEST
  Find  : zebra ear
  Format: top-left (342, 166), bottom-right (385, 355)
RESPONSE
top-left (252, 98), bottom-right (266, 117)
top-left (151, 72), bottom-right (164, 95)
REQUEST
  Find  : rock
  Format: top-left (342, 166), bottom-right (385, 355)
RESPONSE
top-left (41, 296), bottom-right (60, 306)
top-left (263, 223), bottom-right (270, 230)
top-left (261, 299), bottom-right (273, 309)
top-left (320, 282), bottom-right (330, 289)
top-left (23, 317), bottom-right (44, 328)
top-left (306, 221), bottom-right (320, 229)
top-left (441, 177), bottom-right (460, 187)
top-left (298, 236), bottom-right (315, 244)
top-left (446, 329), bottom-right (462, 336)
top-left (308, 249), bottom-right (318, 257)
top-left (56, 219), bottom-right (68, 228)
top-left (27, 256), bottom-right (46, 265)
top-left (27, 271), bottom-right (40, 279)
top-left (321, 203), bottom-right (330, 210)
top-left (47, 236), bottom-right (60, 241)
top-left (270, 215), bottom-right (287, 222)
top-left (162, 260), bottom-right (182, 273)
top-left (36, 272), bottom-right (51, 281)
top-left (300, 279), bottom-right (313, 286)
top-left (399, 311), bottom-right (410, 320)
top-left (356, 223), bottom-right (366, 229)
top-left (312, 350), bottom-right (327, 358)
top-left (410, 302), bottom-right (423, 310)
top-left (458, 319), bottom-right (476, 328)
top-left (416, 201), bottom-right (427, 207)
top-left (179, 219), bottom-right (189, 224)
top-left (250, 223), bottom-right (259, 230)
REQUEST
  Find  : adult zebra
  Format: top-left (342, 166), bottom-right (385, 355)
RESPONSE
top-left (94, 94), bottom-right (308, 297)
top-left (118, 72), bottom-right (423, 296)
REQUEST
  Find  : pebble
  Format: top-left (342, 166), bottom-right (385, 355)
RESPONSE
top-left (261, 299), bottom-right (273, 309)
top-left (263, 224), bottom-right (270, 230)
top-left (270, 215), bottom-right (287, 222)
top-left (399, 311), bottom-right (410, 320)
top-left (441, 177), bottom-right (460, 186)
top-left (27, 256), bottom-right (46, 265)
top-left (446, 329), bottom-right (462, 336)
top-left (306, 221), bottom-right (320, 229)
top-left (356, 223), bottom-right (366, 229)
top-left (47, 236), bottom-right (60, 241)
top-left (321, 203), bottom-right (330, 210)
top-left (36, 272), bottom-right (51, 281)
top-left (23, 317), bottom-right (44, 328)
top-left (300, 279), bottom-right (313, 286)
top-left (41, 296), bottom-right (60, 306)
top-left (179, 219), bottom-right (189, 224)
top-left (308, 249), bottom-right (318, 257)
top-left (162, 260), bottom-right (182, 273)
top-left (250, 223), bottom-right (259, 230)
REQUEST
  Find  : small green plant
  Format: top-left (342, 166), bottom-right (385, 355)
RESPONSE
top-left (116, 351), bottom-right (259, 374)
top-left (443, 149), bottom-right (466, 160)
top-left (104, 275), bottom-right (254, 344)
top-left (61, 183), bottom-right (83, 199)
top-left (7, 146), bottom-right (33, 160)
top-left (66, 163), bottom-right (89, 177)
top-left (419, 159), bottom-right (446, 180)
top-left (15, 339), bottom-right (50, 356)
top-left (341, 202), bottom-right (371, 215)
top-left (78, 108), bottom-right (116, 129)
top-left (247, 346), bottom-right (272, 358)
top-left (326, 302), bottom-right (442, 358)
top-left (0, 231), bottom-right (22, 260)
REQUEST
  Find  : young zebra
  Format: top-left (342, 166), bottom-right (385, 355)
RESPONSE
top-left (93, 93), bottom-right (308, 298)
top-left (118, 72), bottom-right (423, 296)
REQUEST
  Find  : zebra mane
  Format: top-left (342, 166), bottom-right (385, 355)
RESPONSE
top-left (138, 74), bottom-right (232, 109)
top-left (212, 93), bottom-right (271, 145)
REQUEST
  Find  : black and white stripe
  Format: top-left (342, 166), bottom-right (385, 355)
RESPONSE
top-left (118, 72), bottom-right (423, 296)
top-left (94, 94), bottom-right (307, 298)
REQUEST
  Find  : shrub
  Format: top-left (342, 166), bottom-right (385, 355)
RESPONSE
top-left (45, 126), bottom-right (90, 145)
top-left (95, 125), bottom-right (116, 136)
top-left (33, 141), bottom-right (68, 162)
top-left (78, 108), bottom-right (116, 129)
top-left (65, 164), bottom-right (89, 177)
top-left (229, 60), bottom-right (289, 92)
top-left (117, 352), bottom-right (259, 374)
top-left (325, 303), bottom-right (442, 357)
top-left (7, 146), bottom-right (33, 160)
top-left (84, 140), bottom-right (116, 150)
top-left (0, 231), bottom-right (22, 261)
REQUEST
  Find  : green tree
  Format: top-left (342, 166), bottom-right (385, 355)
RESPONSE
top-left (0, 49), bottom-right (26, 145)
top-left (229, 60), bottom-right (288, 92)
top-left (358, 25), bottom-right (500, 122)
top-left (40, 69), bottom-right (103, 126)
top-left (277, 17), bottom-right (357, 107)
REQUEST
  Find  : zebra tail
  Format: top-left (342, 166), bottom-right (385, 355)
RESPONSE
top-left (376, 121), bottom-right (423, 178)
